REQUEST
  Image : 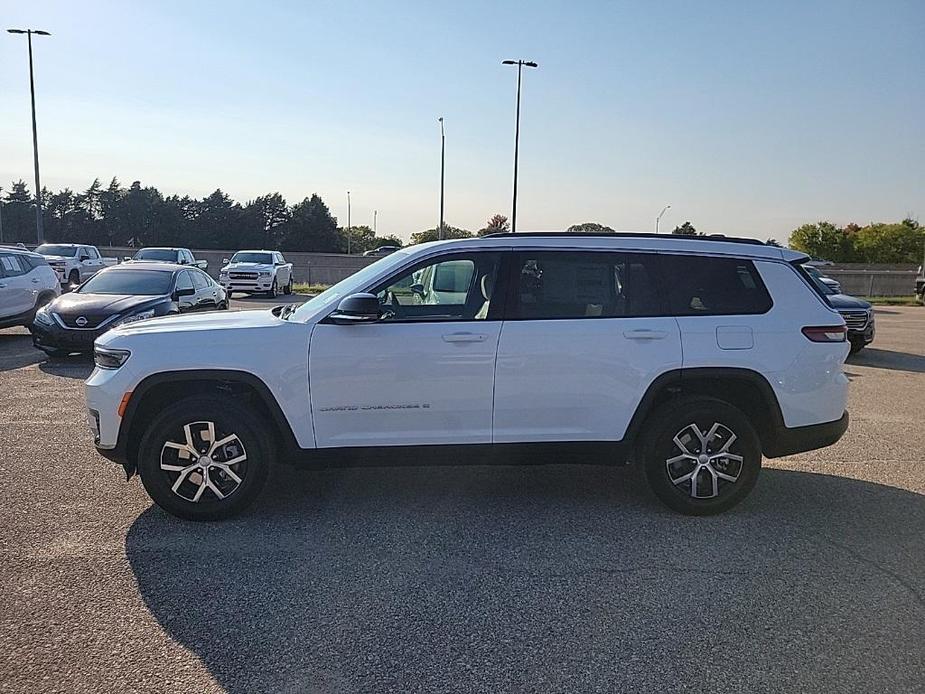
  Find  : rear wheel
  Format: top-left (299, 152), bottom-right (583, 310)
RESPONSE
top-left (137, 396), bottom-right (272, 521)
top-left (640, 397), bottom-right (762, 515)
top-left (67, 270), bottom-right (80, 291)
top-left (284, 276), bottom-right (293, 295)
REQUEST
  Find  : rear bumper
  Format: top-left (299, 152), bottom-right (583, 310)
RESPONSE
top-left (764, 411), bottom-right (849, 458)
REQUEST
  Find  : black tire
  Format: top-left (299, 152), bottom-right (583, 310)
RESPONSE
top-left (284, 277), bottom-right (293, 295)
top-left (640, 396), bottom-right (762, 516)
top-left (849, 340), bottom-right (865, 355)
top-left (267, 279), bottom-right (278, 298)
top-left (67, 270), bottom-right (80, 290)
top-left (137, 396), bottom-right (273, 521)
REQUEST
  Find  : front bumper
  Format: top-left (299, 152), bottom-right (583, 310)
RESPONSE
top-left (31, 319), bottom-right (106, 353)
top-left (764, 411), bottom-right (849, 458)
top-left (222, 279), bottom-right (273, 293)
top-left (848, 320), bottom-right (875, 346)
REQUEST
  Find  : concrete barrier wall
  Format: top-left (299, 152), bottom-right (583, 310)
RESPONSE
top-left (823, 269), bottom-right (918, 297)
top-left (100, 247), bottom-right (378, 285)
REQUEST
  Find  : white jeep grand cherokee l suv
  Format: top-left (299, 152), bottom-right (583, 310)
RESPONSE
top-left (86, 233), bottom-right (850, 520)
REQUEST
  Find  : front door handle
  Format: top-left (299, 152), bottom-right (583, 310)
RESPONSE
top-left (624, 329), bottom-right (668, 340)
top-left (32, 278), bottom-right (41, 283)
top-left (442, 332), bottom-right (488, 343)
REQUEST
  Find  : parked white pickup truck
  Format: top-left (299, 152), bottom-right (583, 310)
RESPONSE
top-left (35, 243), bottom-right (118, 289)
top-left (219, 250), bottom-right (293, 297)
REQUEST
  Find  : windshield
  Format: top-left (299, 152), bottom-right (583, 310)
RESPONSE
top-left (231, 252), bottom-right (273, 264)
top-left (291, 251), bottom-right (411, 321)
top-left (802, 264), bottom-right (836, 295)
top-left (36, 244), bottom-right (78, 257)
top-left (79, 269), bottom-right (174, 295)
top-left (134, 249), bottom-right (178, 261)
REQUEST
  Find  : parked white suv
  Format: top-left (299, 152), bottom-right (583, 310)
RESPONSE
top-left (0, 247), bottom-right (60, 329)
top-left (86, 233), bottom-right (850, 520)
top-left (219, 250), bottom-right (293, 297)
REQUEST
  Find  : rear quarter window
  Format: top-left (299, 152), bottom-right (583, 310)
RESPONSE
top-left (661, 255), bottom-right (772, 316)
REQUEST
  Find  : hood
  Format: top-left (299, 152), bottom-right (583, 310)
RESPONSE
top-left (104, 307), bottom-right (282, 338)
top-left (50, 292), bottom-right (168, 316)
top-left (222, 262), bottom-right (274, 272)
top-left (42, 255), bottom-right (72, 262)
top-left (827, 293), bottom-right (872, 310)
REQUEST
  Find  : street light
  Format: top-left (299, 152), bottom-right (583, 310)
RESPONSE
top-left (656, 204), bottom-right (671, 234)
top-left (502, 59), bottom-right (538, 234)
top-left (438, 117), bottom-right (445, 241)
top-left (373, 209), bottom-right (377, 235)
top-left (7, 28), bottom-right (51, 244)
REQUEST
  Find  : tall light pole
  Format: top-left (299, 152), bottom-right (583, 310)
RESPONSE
top-left (346, 191), bottom-right (351, 254)
top-left (502, 59), bottom-right (537, 234)
top-left (438, 117), bottom-right (446, 240)
top-left (7, 29), bottom-right (50, 244)
top-left (0, 187), bottom-right (4, 243)
top-left (373, 209), bottom-right (377, 235)
top-left (656, 204), bottom-right (671, 234)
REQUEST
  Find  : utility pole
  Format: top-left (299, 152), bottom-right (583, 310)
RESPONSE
top-left (346, 190), bottom-right (351, 254)
top-left (7, 28), bottom-right (50, 244)
top-left (373, 209), bottom-right (377, 235)
top-left (502, 59), bottom-right (538, 234)
top-left (438, 117), bottom-right (445, 240)
top-left (656, 204), bottom-right (671, 234)
top-left (0, 187), bottom-right (4, 243)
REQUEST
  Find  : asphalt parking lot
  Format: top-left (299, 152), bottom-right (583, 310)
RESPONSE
top-left (1, 303), bottom-right (923, 693)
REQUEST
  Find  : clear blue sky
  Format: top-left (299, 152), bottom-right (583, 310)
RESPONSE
top-left (2, 0), bottom-right (923, 242)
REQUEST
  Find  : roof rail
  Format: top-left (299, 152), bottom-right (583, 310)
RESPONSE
top-left (481, 231), bottom-right (766, 246)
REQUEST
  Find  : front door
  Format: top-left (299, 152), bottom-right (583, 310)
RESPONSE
top-left (492, 250), bottom-right (683, 443)
top-left (309, 251), bottom-right (505, 448)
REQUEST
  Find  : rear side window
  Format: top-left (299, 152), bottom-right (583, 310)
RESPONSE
top-left (0, 254), bottom-right (27, 277)
top-left (510, 251), bottom-right (664, 319)
top-left (661, 255), bottom-right (772, 316)
top-left (191, 270), bottom-right (209, 290)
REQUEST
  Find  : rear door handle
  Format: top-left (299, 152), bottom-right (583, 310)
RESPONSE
top-left (32, 278), bottom-right (41, 283)
top-left (623, 329), bottom-right (668, 340)
top-left (442, 332), bottom-right (488, 343)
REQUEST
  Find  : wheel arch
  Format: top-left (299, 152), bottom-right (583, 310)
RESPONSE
top-left (118, 369), bottom-right (300, 476)
top-left (626, 367), bottom-right (785, 457)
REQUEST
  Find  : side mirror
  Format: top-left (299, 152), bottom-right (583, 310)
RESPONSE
top-left (172, 287), bottom-right (196, 301)
top-left (329, 293), bottom-right (381, 325)
top-left (222, 258), bottom-right (230, 264)
top-left (123, 256), bottom-right (132, 262)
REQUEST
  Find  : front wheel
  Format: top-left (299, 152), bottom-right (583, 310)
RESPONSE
top-left (640, 397), bottom-right (762, 516)
top-left (137, 396), bottom-right (272, 521)
top-left (267, 279), bottom-right (278, 298)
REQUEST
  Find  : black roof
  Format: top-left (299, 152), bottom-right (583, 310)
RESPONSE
top-left (482, 231), bottom-right (766, 246)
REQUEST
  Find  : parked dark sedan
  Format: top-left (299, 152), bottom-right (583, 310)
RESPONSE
top-left (31, 263), bottom-right (227, 357)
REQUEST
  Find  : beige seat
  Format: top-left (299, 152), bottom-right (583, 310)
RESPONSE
top-left (474, 272), bottom-right (494, 319)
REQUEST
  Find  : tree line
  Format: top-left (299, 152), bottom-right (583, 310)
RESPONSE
top-left (0, 179), bottom-right (402, 254)
top-left (788, 219), bottom-right (924, 264)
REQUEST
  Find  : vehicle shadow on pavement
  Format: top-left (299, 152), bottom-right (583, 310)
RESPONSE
top-left (848, 348), bottom-right (925, 373)
top-left (0, 333), bottom-right (43, 372)
top-left (38, 357), bottom-right (94, 379)
top-left (125, 466), bottom-right (924, 694)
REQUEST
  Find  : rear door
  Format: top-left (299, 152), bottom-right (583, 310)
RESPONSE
top-left (174, 271), bottom-right (197, 312)
top-left (189, 269), bottom-right (215, 310)
top-left (492, 250), bottom-right (682, 443)
top-left (0, 253), bottom-right (34, 318)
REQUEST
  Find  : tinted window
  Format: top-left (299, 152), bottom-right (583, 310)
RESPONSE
top-left (0, 254), bottom-right (28, 277)
top-left (511, 252), bottom-right (663, 319)
top-left (134, 248), bottom-right (178, 262)
top-left (35, 244), bottom-right (78, 257)
top-left (661, 255), bottom-right (772, 316)
top-left (191, 270), bottom-right (209, 290)
top-left (79, 269), bottom-right (173, 295)
top-left (231, 252), bottom-right (273, 264)
top-left (176, 271), bottom-right (194, 292)
top-left (373, 253), bottom-right (501, 321)
top-left (87, 247), bottom-right (100, 259)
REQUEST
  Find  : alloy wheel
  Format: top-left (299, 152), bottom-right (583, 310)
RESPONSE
top-left (159, 420), bottom-right (247, 502)
top-left (665, 422), bottom-right (743, 499)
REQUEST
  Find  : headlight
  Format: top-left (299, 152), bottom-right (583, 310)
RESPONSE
top-left (33, 306), bottom-right (53, 325)
top-left (94, 346), bottom-right (130, 369)
top-left (259, 271), bottom-right (271, 277)
top-left (113, 308), bottom-right (156, 328)
top-left (219, 272), bottom-right (228, 279)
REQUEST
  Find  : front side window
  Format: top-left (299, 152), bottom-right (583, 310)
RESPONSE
top-left (373, 253), bottom-right (501, 322)
top-left (175, 271), bottom-right (194, 292)
top-left (510, 251), bottom-right (663, 319)
top-left (661, 255), bottom-right (772, 315)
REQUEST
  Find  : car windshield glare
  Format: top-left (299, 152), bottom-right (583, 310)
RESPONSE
top-left (231, 253), bottom-right (273, 264)
top-left (36, 244), bottom-right (78, 257)
top-left (291, 251), bottom-right (411, 320)
top-left (134, 249), bottom-right (177, 261)
top-left (79, 270), bottom-right (174, 295)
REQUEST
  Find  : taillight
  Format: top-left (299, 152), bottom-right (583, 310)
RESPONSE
top-left (802, 325), bottom-right (847, 343)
